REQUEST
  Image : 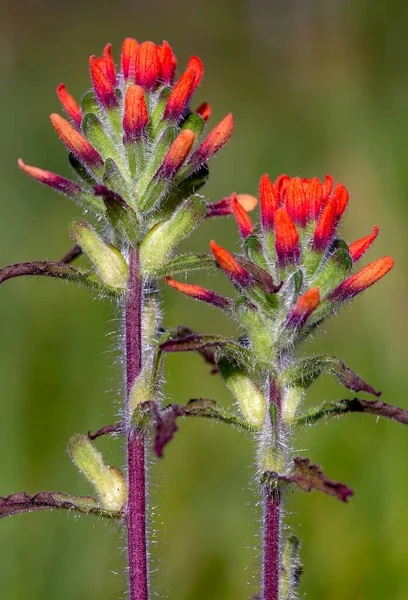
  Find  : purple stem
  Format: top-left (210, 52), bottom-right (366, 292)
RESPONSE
top-left (263, 378), bottom-right (281, 600)
top-left (126, 247), bottom-right (148, 600)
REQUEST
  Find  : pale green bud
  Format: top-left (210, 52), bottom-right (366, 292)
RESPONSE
top-left (219, 360), bottom-right (267, 428)
top-left (67, 434), bottom-right (127, 511)
top-left (69, 219), bottom-right (129, 289)
top-left (281, 386), bottom-right (303, 424)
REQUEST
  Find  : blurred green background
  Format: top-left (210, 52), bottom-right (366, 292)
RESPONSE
top-left (1, 0), bottom-right (407, 598)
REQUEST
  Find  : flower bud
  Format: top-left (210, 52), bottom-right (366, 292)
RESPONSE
top-left (328, 257), bottom-right (394, 301)
top-left (136, 41), bottom-right (160, 89)
top-left (123, 85), bottom-right (149, 142)
top-left (349, 226), bottom-right (379, 262)
top-left (166, 277), bottom-right (230, 309)
top-left (260, 173), bottom-right (278, 230)
top-left (210, 240), bottom-right (252, 287)
top-left (50, 113), bottom-right (104, 172)
top-left (231, 193), bottom-right (254, 238)
top-left (218, 361), bottom-right (267, 428)
top-left (56, 84), bottom-right (82, 127)
top-left (89, 56), bottom-right (118, 109)
top-left (121, 37), bottom-right (138, 80)
top-left (274, 208), bottom-right (300, 265)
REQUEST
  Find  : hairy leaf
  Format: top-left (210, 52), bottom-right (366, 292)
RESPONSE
top-left (147, 253), bottom-right (217, 278)
top-left (0, 491), bottom-right (122, 519)
top-left (281, 355), bottom-right (380, 396)
top-left (263, 457), bottom-right (354, 502)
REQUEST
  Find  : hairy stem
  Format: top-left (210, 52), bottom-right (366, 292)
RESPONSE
top-left (263, 378), bottom-right (281, 600)
top-left (126, 247), bottom-right (149, 600)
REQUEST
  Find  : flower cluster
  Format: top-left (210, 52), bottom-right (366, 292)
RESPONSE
top-left (17, 40), bottom-right (236, 289)
top-left (168, 174), bottom-right (393, 350)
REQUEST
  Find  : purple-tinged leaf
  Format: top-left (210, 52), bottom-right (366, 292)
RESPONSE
top-left (296, 397), bottom-right (408, 428)
top-left (263, 457), bottom-right (354, 503)
top-left (160, 333), bottom-right (249, 367)
top-left (0, 491), bottom-right (122, 519)
top-left (281, 354), bottom-right (381, 397)
top-left (88, 422), bottom-right (123, 440)
top-left (0, 260), bottom-right (113, 294)
top-left (235, 255), bottom-right (282, 294)
top-left (151, 402), bottom-right (184, 458)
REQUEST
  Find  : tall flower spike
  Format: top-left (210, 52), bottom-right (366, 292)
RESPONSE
top-left (349, 226), bottom-right (379, 262)
top-left (89, 56), bottom-right (118, 109)
top-left (274, 208), bottom-right (300, 265)
top-left (158, 129), bottom-right (196, 178)
top-left (259, 173), bottom-right (278, 230)
top-left (136, 41), bottom-right (160, 89)
top-left (231, 193), bottom-right (254, 238)
top-left (121, 37), bottom-right (138, 81)
top-left (313, 196), bottom-right (338, 251)
top-left (286, 177), bottom-right (307, 226)
top-left (286, 287), bottom-right (320, 328)
top-left (166, 277), bottom-right (230, 309)
top-left (50, 113), bottom-right (104, 170)
top-left (56, 84), bottom-right (82, 128)
top-left (210, 240), bottom-right (252, 287)
top-left (103, 43), bottom-right (117, 85)
top-left (123, 85), bottom-right (149, 142)
top-left (329, 257), bottom-right (394, 301)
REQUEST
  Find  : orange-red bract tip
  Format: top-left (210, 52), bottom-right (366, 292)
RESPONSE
top-left (166, 277), bottom-right (230, 309)
top-left (159, 129), bottom-right (196, 178)
top-left (274, 174), bottom-right (290, 202)
top-left (190, 113), bottom-right (234, 166)
top-left (136, 41), bottom-right (160, 89)
top-left (231, 193), bottom-right (254, 238)
top-left (121, 37), bottom-right (138, 81)
top-left (329, 257), bottom-right (394, 301)
top-left (349, 226), bottom-right (379, 262)
top-left (89, 55), bottom-right (118, 109)
top-left (56, 84), bottom-right (82, 128)
top-left (206, 194), bottom-right (257, 218)
top-left (286, 176), bottom-right (307, 226)
top-left (103, 43), bottom-right (117, 85)
top-left (313, 195), bottom-right (338, 251)
top-left (332, 182), bottom-right (349, 217)
top-left (123, 85), bottom-right (149, 141)
top-left (321, 174), bottom-right (334, 202)
top-left (210, 240), bottom-right (251, 287)
top-left (159, 41), bottom-right (177, 85)
top-left (286, 287), bottom-right (320, 327)
top-left (274, 208), bottom-right (300, 265)
top-left (307, 177), bottom-right (323, 220)
top-left (259, 173), bottom-right (278, 230)
top-left (196, 102), bottom-right (212, 121)
top-left (50, 113), bottom-right (103, 169)
top-left (187, 56), bottom-right (204, 87)
top-left (18, 158), bottom-right (83, 196)
top-left (163, 66), bottom-right (196, 121)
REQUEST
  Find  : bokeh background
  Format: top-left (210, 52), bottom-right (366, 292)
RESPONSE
top-left (1, 0), bottom-right (407, 598)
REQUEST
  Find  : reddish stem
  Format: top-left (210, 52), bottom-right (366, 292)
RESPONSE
top-left (263, 378), bottom-right (281, 600)
top-left (126, 247), bottom-right (148, 600)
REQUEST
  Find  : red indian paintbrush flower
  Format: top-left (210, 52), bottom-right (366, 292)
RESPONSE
top-left (166, 277), bottom-right (230, 309)
top-left (210, 240), bottom-right (252, 287)
top-left (18, 39), bottom-right (234, 215)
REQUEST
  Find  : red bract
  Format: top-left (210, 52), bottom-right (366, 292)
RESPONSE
top-left (231, 193), bottom-right (254, 238)
top-left (103, 43), bottom-right (117, 85)
top-left (196, 102), bottom-right (211, 121)
top-left (123, 85), bottom-right (149, 141)
top-left (286, 177), bottom-right (307, 226)
top-left (274, 208), bottom-right (300, 265)
top-left (159, 41), bottom-right (177, 85)
top-left (321, 174), bottom-right (334, 202)
top-left (332, 183), bottom-right (349, 218)
top-left (329, 257), bottom-right (394, 301)
top-left (50, 113), bottom-right (103, 169)
top-left (210, 240), bottom-right (252, 287)
top-left (166, 277), bottom-right (230, 309)
top-left (349, 226), bottom-right (379, 262)
top-left (121, 37), bottom-right (138, 80)
top-left (56, 84), bottom-right (82, 128)
top-left (286, 287), bottom-right (320, 327)
top-left (313, 196), bottom-right (338, 251)
top-left (188, 113), bottom-right (234, 168)
top-left (18, 159), bottom-right (84, 197)
top-left (307, 177), bottom-right (323, 220)
top-left (206, 194), bottom-right (257, 218)
top-left (259, 174), bottom-right (278, 231)
top-left (158, 130), bottom-right (196, 178)
top-left (89, 56), bottom-right (118, 109)
top-left (136, 41), bottom-right (160, 89)
top-left (163, 67), bottom-right (197, 121)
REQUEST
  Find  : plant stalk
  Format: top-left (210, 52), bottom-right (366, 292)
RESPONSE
top-left (125, 247), bottom-right (149, 600)
top-left (262, 377), bottom-right (281, 600)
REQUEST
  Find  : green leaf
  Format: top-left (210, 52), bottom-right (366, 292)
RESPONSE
top-left (102, 158), bottom-right (130, 201)
top-left (180, 112), bottom-right (205, 137)
top-left (0, 491), bottom-right (121, 520)
top-left (280, 354), bottom-right (380, 396)
top-left (94, 185), bottom-right (140, 245)
top-left (140, 195), bottom-right (207, 272)
top-left (160, 333), bottom-right (251, 366)
top-left (82, 113), bottom-right (124, 168)
top-left (312, 244), bottom-right (352, 297)
top-left (152, 253), bottom-right (217, 277)
top-left (81, 91), bottom-right (99, 115)
top-left (67, 434), bottom-right (127, 512)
